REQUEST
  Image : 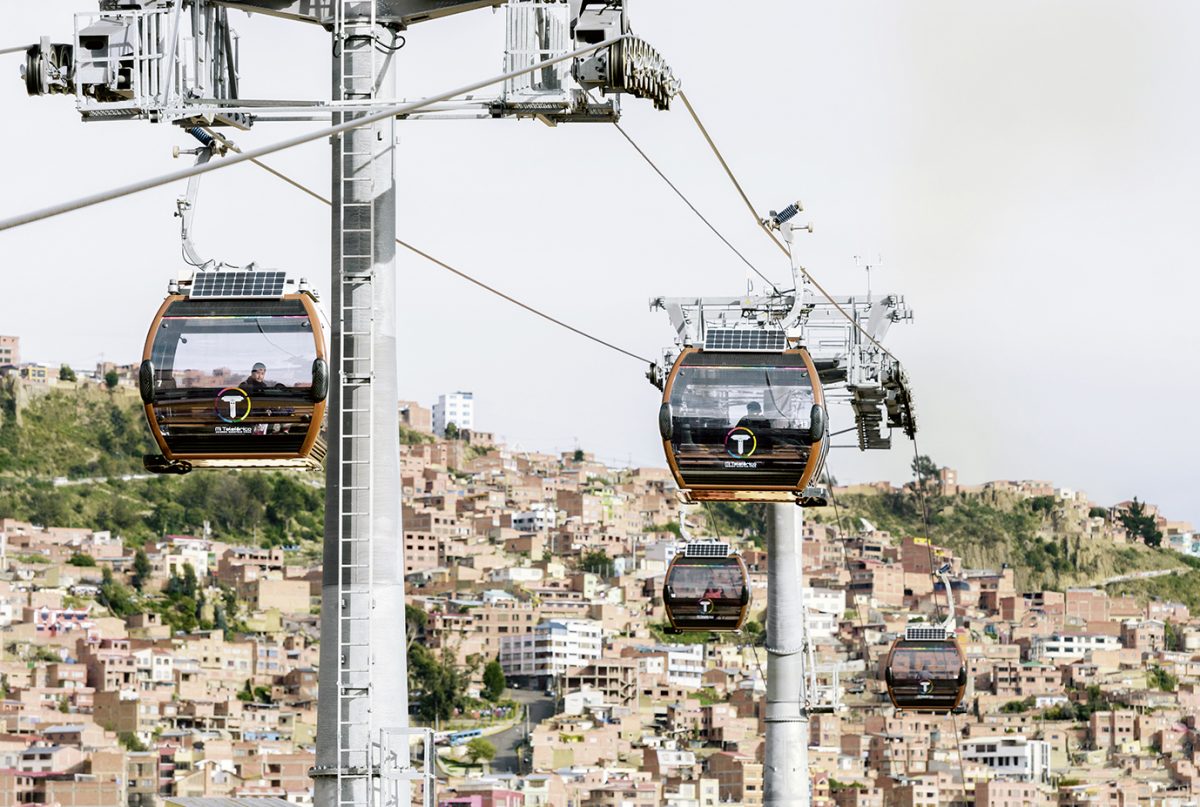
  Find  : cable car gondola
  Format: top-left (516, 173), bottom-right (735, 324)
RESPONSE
top-left (138, 269), bottom-right (328, 474)
top-left (663, 543), bottom-right (751, 632)
top-left (658, 343), bottom-right (827, 502)
top-left (884, 624), bottom-right (967, 713)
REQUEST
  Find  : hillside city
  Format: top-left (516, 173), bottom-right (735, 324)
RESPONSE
top-left (2, 349), bottom-right (1200, 807)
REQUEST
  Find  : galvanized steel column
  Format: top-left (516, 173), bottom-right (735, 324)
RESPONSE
top-left (765, 502), bottom-right (810, 807)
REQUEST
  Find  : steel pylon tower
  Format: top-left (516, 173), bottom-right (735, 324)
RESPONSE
top-left (313, 3), bottom-right (425, 806)
top-left (765, 502), bottom-right (810, 807)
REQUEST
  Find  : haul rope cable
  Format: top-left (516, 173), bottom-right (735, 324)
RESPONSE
top-left (700, 501), bottom-right (769, 688)
top-left (910, 436), bottom-right (972, 798)
top-left (678, 89), bottom-right (901, 364)
top-left (0, 35), bottom-right (626, 232)
top-left (611, 122), bottom-right (781, 294)
top-left (241, 151), bottom-right (654, 366)
top-left (825, 465), bottom-right (875, 673)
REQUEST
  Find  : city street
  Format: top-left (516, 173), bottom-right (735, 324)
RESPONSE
top-left (490, 689), bottom-right (556, 773)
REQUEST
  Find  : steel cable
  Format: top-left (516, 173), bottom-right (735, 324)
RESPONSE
top-left (677, 89), bottom-right (901, 363)
top-left (0, 35), bottom-right (626, 232)
top-left (246, 156), bottom-right (655, 366)
top-left (909, 436), bottom-right (973, 798)
top-left (612, 122), bottom-right (780, 293)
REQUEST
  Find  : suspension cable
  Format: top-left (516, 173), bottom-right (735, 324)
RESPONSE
top-left (908, 436), bottom-right (972, 795)
top-left (612, 122), bottom-right (780, 293)
top-left (0, 45), bottom-right (31, 56)
top-left (246, 155), bottom-right (654, 365)
top-left (677, 91), bottom-right (789, 257)
top-left (825, 466), bottom-right (874, 671)
top-left (0, 35), bottom-right (626, 233)
top-left (677, 89), bottom-right (900, 363)
top-left (700, 501), bottom-right (770, 684)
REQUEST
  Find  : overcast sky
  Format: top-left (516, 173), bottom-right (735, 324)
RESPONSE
top-left (2, 2), bottom-right (1198, 525)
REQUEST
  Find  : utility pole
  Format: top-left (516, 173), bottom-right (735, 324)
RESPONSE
top-left (765, 502), bottom-right (810, 807)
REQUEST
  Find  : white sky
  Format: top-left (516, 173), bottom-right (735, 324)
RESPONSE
top-left (2, 2), bottom-right (1198, 525)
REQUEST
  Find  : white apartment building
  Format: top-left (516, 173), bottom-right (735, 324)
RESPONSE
top-left (488, 566), bottom-right (545, 585)
top-left (638, 644), bottom-right (705, 689)
top-left (960, 736), bottom-right (1051, 782)
top-left (512, 504), bottom-right (557, 532)
top-left (432, 391), bottom-right (474, 436)
top-left (1030, 632), bottom-right (1121, 662)
top-left (499, 619), bottom-right (602, 681)
top-left (805, 587), bottom-right (846, 640)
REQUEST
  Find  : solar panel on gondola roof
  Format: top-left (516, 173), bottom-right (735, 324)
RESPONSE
top-left (190, 271), bottom-right (288, 300)
top-left (684, 542), bottom-right (732, 558)
top-left (703, 328), bottom-right (786, 352)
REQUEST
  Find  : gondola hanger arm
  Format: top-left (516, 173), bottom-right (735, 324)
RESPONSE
top-left (936, 562), bottom-right (956, 630)
top-left (173, 127), bottom-right (232, 273)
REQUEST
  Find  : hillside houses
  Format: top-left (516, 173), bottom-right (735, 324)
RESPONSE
top-left (0, 421), bottom-right (1198, 806)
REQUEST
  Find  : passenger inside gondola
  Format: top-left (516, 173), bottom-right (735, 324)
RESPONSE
top-left (890, 644), bottom-right (960, 681)
top-left (737, 401), bottom-right (771, 431)
top-left (243, 362), bottom-right (272, 393)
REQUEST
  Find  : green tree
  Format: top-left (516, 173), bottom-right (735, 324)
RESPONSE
top-left (98, 566), bottom-right (138, 618)
top-left (464, 737), bottom-right (496, 770)
top-left (580, 549), bottom-right (615, 577)
top-left (131, 548), bottom-right (152, 592)
top-left (405, 604), bottom-right (427, 649)
top-left (104, 370), bottom-right (120, 390)
top-left (444, 422), bottom-right (459, 440)
top-left (1000, 697), bottom-right (1034, 713)
top-left (58, 364), bottom-right (76, 382)
top-left (572, 448), bottom-right (585, 462)
top-left (911, 454), bottom-right (942, 497)
top-left (1148, 665), bottom-right (1177, 692)
top-left (408, 644), bottom-right (468, 723)
top-left (1164, 621), bottom-right (1184, 652)
top-left (1119, 498), bottom-right (1163, 548)
top-left (118, 732), bottom-right (147, 752)
top-left (482, 659), bottom-right (506, 702)
top-left (1030, 495), bottom-right (1056, 514)
top-left (67, 553), bottom-right (96, 567)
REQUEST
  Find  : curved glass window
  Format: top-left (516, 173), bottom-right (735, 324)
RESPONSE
top-left (889, 643), bottom-right (963, 681)
top-left (666, 560), bottom-right (746, 600)
top-left (151, 316), bottom-right (317, 393)
top-left (669, 363), bottom-right (814, 432)
top-left (664, 351), bottom-right (820, 491)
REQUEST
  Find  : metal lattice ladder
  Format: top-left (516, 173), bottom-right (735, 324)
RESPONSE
top-left (334, 0), bottom-right (378, 803)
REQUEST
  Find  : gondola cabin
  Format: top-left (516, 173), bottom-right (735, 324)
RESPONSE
top-left (139, 270), bottom-right (328, 474)
top-left (659, 341), bottom-right (827, 502)
top-left (663, 543), bottom-right (751, 632)
top-left (884, 624), bottom-right (967, 713)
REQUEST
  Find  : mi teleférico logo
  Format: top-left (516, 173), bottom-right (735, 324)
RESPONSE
top-left (724, 426), bottom-right (757, 458)
top-left (215, 387), bottom-right (252, 423)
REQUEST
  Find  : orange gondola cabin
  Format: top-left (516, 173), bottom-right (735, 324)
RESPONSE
top-left (663, 543), bottom-right (751, 632)
top-left (138, 270), bottom-right (328, 474)
top-left (658, 338), bottom-right (828, 502)
top-left (884, 624), bottom-right (967, 713)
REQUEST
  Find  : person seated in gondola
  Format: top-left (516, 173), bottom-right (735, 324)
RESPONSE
top-left (703, 583), bottom-right (727, 600)
top-left (737, 401), bottom-right (772, 431)
top-left (243, 362), bottom-right (272, 394)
